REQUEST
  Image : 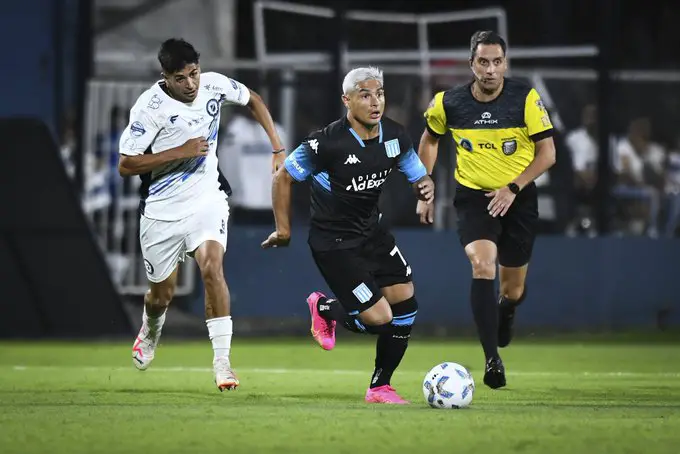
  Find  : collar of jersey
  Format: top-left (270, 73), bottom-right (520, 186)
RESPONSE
top-left (347, 120), bottom-right (383, 148)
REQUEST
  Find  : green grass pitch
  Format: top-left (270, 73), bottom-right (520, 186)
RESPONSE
top-left (1, 337), bottom-right (679, 454)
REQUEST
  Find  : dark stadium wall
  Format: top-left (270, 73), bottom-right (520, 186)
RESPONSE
top-left (0, 2), bottom-right (57, 130)
top-left (214, 227), bottom-right (680, 331)
top-left (0, 119), bottom-right (131, 339)
top-left (0, 1), bottom-right (80, 134)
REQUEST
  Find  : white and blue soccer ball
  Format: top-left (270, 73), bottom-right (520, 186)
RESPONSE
top-left (422, 362), bottom-right (475, 409)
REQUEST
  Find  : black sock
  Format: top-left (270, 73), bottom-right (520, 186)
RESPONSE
top-left (499, 285), bottom-right (527, 310)
top-left (370, 296), bottom-right (418, 389)
top-left (471, 278), bottom-right (499, 360)
top-left (317, 297), bottom-right (364, 333)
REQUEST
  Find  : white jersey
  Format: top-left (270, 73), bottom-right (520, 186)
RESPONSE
top-left (119, 72), bottom-right (250, 221)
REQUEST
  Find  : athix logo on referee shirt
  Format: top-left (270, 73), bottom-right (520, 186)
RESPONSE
top-left (474, 111), bottom-right (498, 125)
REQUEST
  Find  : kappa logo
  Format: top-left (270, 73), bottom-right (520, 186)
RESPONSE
top-left (308, 139), bottom-right (319, 153)
top-left (344, 154), bottom-right (361, 165)
top-left (474, 111), bottom-right (498, 125)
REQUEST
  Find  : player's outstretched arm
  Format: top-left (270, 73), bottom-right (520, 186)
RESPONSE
top-left (246, 89), bottom-right (287, 173)
top-left (118, 137), bottom-right (209, 176)
top-left (261, 166), bottom-right (294, 249)
top-left (418, 129), bottom-right (440, 175)
top-left (415, 130), bottom-right (440, 224)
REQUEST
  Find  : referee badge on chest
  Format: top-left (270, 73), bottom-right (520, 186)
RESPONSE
top-left (384, 139), bottom-right (401, 158)
top-left (502, 139), bottom-right (518, 156)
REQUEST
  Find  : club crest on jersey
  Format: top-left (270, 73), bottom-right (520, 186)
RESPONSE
top-left (206, 98), bottom-right (220, 117)
top-left (460, 138), bottom-right (473, 152)
top-left (502, 139), bottom-right (518, 156)
top-left (384, 139), bottom-right (401, 158)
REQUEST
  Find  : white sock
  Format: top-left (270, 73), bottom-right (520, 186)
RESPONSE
top-left (206, 316), bottom-right (233, 363)
top-left (143, 306), bottom-right (167, 336)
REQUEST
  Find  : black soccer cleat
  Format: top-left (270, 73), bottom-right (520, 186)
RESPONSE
top-left (483, 357), bottom-right (506, 389)
top-left (498, 298), bottom-right (517, 348)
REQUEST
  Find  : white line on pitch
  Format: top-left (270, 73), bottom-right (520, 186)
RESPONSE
top-left (6, 365), bottom-right (680, 378)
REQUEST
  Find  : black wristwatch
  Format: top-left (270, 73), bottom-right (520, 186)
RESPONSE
top-left (507, 182), bottom-right (520, 194)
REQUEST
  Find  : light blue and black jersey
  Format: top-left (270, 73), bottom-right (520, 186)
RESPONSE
top-left (284, 115), bottom-right (427, 251)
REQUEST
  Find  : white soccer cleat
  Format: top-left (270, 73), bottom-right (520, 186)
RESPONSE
top-left (131, 324), bottom-right (162, 371)
top-left (214, 357), bottom-right (239, 391)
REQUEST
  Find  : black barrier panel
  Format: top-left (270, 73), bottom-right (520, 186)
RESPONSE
top-left (0, 118), bottom-right (131, 338)
top-left (0, 235), bottom-right (44, 337)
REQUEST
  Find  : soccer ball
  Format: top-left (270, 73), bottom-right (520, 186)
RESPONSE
top-left (422, 362), bottom-right (475, 409)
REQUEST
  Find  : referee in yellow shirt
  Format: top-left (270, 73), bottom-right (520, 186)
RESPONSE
top-left (417, 30), bottom-right (556, 389)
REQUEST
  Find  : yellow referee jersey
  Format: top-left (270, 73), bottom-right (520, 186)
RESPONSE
top-left (424, 78), bottom-right (554, 191)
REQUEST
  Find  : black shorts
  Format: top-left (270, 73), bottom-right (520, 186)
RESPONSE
top-left (311, 228), bottom-right (412, 315)
top-left (453, 182), bottom-right (538, 267)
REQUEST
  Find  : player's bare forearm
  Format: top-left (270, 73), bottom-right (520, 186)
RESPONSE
top-left (512, 137), bottom-right (557, 190)
top-left (247, 89), bottom-right (285, 152)
top-left (118, 148), bottom-right (184, 176)
top-left (418, 130), bottom-right (440, 174)
top-left (272, 167), bottom-right (294, 237)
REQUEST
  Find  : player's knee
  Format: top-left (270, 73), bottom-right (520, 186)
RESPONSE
top-left (359, 298), bottom-right (393, 327)
top-left (147, 286), bottom-right (174, 307)
top-left (469, 256), bottom-right (496, 279)
top-left (501, 283), bottom-right (526, 303)
top-left (361, 309), bottom-right (393, 327)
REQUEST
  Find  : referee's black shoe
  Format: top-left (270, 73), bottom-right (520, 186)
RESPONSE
top-left (483, 357), bottom-right (506, 389)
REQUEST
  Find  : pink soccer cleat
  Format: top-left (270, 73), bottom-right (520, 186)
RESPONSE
top-left (365, 385), bottom-right (410, 404)
top-left (306, 291), bottom-right (336, 351)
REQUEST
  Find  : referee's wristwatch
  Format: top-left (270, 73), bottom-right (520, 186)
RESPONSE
top-left (507, 182), bottom-right (520, 195)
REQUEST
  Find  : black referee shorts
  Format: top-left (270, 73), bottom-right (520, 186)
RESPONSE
top-left (453, 182), bottom-right (539, 267)
top-left (310, 228), bottom-right (412, 315)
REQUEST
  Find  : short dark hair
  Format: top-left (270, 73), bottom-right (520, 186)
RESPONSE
top-left (469, 30), bottom-right (507, 60)
top-left (158, 38), bottom-right (200, 74)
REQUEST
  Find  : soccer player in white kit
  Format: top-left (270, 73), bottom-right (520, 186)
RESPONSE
top-left (118, 39), bottom-right (286, 391)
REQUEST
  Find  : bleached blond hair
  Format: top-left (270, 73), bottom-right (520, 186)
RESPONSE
top-left (342, 66), bottom-right (384, 95)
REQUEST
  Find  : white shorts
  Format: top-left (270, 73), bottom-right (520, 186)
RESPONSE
top-left (139, 200), bottom-right (230, 283)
